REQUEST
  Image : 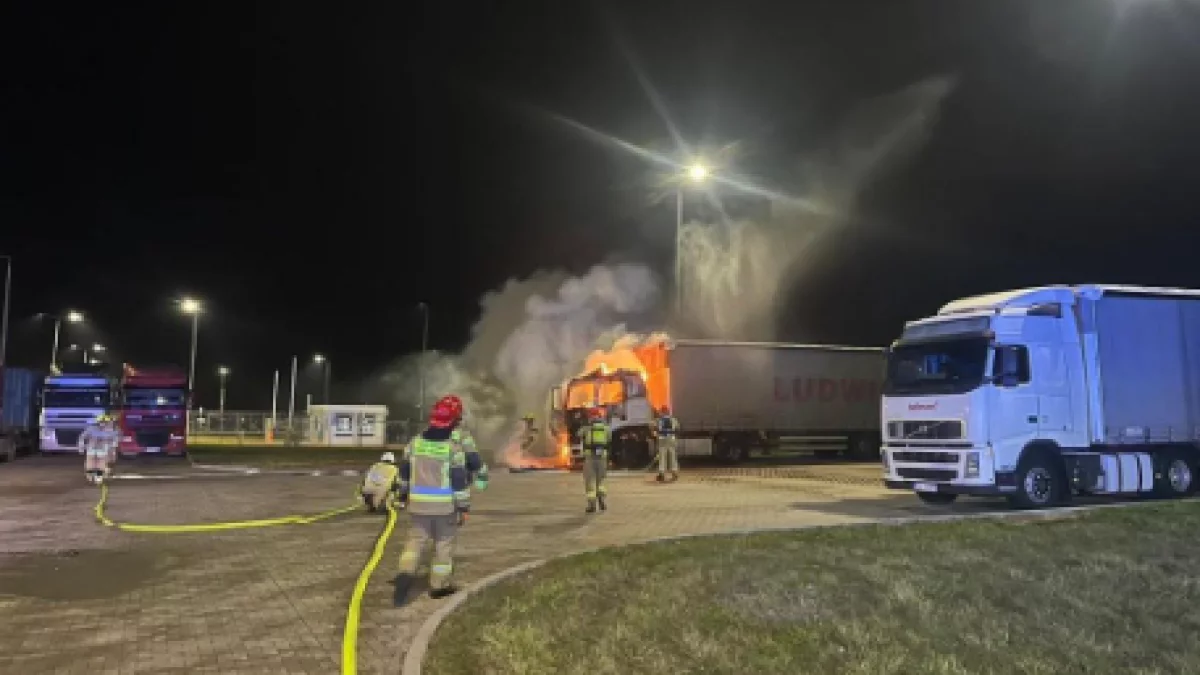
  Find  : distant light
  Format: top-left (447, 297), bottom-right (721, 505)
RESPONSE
top-left (313, 354), bottom-right (326, 364)
top-left (92, 343), bottom-right (106, 352)
top-left (180, 297), bottom-right (202, 314)
top-left (218, 366), bottom-right (231, 376)
top-left (686, 164), bottom-right (709, 182)
top-left (66, 310), bottom-right (84, 323)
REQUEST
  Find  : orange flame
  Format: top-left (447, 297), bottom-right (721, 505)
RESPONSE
top-left (571, 335), bottom-right (671, 413)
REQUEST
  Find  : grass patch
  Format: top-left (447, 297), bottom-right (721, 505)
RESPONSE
top-left (188, 445), bottom-right (387, 467)
top-left (427, 501), bottom-right (1200, 675)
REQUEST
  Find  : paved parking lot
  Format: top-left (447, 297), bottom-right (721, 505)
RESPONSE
top-left (0, 456), bottom-right (1007, 673)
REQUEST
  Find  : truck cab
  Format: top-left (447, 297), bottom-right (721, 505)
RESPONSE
top-left (550, 366), bottom-right (655, 468)
top-left (118, 365), bottom-right (188, 456)
top-left (38, 372), bottom-right (114, 453)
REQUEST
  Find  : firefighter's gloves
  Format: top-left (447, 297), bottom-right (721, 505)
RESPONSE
top-left (456, 509), bottom-right (469, 526)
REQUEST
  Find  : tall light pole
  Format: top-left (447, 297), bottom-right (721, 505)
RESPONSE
top-left (313, 354), bottom-right (330, 404)
top-left (179, 298), bottom-right (202, 394)
top-left (288, 355), bottom-right (297, 429)
top-left (675, 162), bottom-right (709, 313)
top-left (50, 310), bottom-right (85, 372)
top-left (417, 302), bottom-right (430, 418)
top-left (217, 366), bottom-right (230, 414)
top-left (0, 255), bottom-right (11, 370)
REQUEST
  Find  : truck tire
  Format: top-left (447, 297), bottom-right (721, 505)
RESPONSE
top-left (845, 434), bottom-right (880, 461)
top-left (1008, 448), bottom-right (1068, 509)
top-left (917, 492), bottom-right (958, 505)
top-left (1153, 450), bottom-right (1196, 499)
top-left (0, 437), bottom-right (14, 463)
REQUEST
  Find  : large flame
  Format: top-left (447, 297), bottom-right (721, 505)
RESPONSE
top-left (570, 333), bottom-right (672, 413)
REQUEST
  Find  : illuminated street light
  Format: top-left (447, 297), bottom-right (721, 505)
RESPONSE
top-left (92, 343), bottom-right (106, 352)
top-left (66, 310), bottom-right (84, 323)
top-left (49, 310), bottom-right (86, 372)
top-left (180, 297), bottom-right (202, 315)
top-left (178, 297), bottom-right (202, 400)
top-left (217, 366), bottom-right (230, 414)
top-left (312, 354), bottom-right (331, 404)
top-left (687, 163), bottom-right (709, 182)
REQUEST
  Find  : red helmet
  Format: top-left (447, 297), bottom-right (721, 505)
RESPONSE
top-left (589, 407), bottom-right (605, 421)
top-left (430, 395), bottom-right (464, 428)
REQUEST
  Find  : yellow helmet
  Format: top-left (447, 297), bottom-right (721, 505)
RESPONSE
top-left (96, 414), bottom-right (112, 423)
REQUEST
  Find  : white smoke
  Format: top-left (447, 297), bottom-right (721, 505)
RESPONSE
top-left (677, 76), bottom-right (956, 339)
top-left (362, 263), bottom-right (661, 464)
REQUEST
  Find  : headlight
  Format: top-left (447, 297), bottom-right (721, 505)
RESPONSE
top-left (965, 451), bottom-right (980, 478)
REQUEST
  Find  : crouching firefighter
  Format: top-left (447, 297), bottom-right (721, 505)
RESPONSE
top-left (360, 452), bottom-right (400, 513)
top-left (393, 394), bottom-right (489, 605)
top-left (79, 414), bottom-right (118, 484)
top-left (577, 408), bottom-right (610, 513)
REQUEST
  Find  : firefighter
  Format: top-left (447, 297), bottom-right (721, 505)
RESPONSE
top-left (519, 413), bottom-right (538, 452)
top-left (360, 451), bottom-right (400, 513)
top-left (79, 414), bottom-right (118, 484)
top-left (393, 394), bottom-right (488, 605)
top-left (655, 406), bottom-right (680, 483)
top-left (576, 407), bottom-right (610, 513)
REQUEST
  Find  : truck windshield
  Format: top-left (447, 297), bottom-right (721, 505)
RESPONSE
top-left (884, 336), bottom-right (990, 396)
top-left (565, 377), bottom-right (625, 409)
top-left (43, 389), bottom-right (110, 408)
top-left (123, 389), bottom-right (186, 408)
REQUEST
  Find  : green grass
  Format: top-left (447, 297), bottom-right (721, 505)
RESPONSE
top-left (427, 501), bottom-right (1200, 675)
top-left (188, 445), bottom-right (388, 467)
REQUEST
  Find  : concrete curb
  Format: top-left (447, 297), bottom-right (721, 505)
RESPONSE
top-left (188, 462), bottom-right (362, 477)
top-left (400, 498), bottom-right (1156, 675)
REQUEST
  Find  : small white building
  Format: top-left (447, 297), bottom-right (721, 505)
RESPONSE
top-left (307, 404), bottom-right (389, 446)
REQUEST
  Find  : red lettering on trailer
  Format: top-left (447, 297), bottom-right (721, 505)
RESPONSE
top-left (774, 377), bottom-right (884, 404)
top-left (908, 402), bottom-right (937, 411)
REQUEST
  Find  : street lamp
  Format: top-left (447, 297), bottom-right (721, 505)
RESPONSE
top-left (50, 310), bottom-right (85, 372)
top-left (0, 255), bottom-right (11, 369)
top-left (179, 297), bottom-right (202, 395)
top-left (217, 366), bottom-right (230, 414)
top-left (675, 162), bottom-right (709, 312)
top-left (312, 354), bottom-right (331, 404)
top-left (417, 303), bottom-right (430, 417)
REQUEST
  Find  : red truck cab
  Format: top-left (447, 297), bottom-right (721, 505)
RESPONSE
top-left (117, 364), bottom-right (188, 457)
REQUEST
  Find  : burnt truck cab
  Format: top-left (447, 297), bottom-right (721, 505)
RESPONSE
top-left (550, 367), bottom-right (656, 469)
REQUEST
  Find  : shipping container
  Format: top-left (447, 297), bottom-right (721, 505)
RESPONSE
top-left (1, 366), bottom-right (42, 460)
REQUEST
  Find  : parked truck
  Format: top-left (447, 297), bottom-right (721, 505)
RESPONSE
top-left (550, 339), bottom-right (886, 469)
top-left (117, 364), bottom-right (188, 457)
top-left (882, 284), bottom-right (1200, 508)
top-left (38, 366), bottom-right (113, 453)
top-left (1, 367), bottom-right (41, 461)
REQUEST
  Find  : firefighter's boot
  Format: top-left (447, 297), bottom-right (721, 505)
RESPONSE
top-left (585, 500), bottom-right (597, 514)
top-left (655, 472), bottom-right (665, 483)
top-left (597, 494), bottom-right (607, 512)
top-left (392, 573), bottom-right (415, 607)
top-left (429, 585), bottom-right (459, 600)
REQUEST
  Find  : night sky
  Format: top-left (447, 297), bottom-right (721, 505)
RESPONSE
top-left (4, 1), bottom-right (1200, 411)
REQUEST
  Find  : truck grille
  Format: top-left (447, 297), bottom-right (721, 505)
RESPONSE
top-left (893, 451), bottom-right (959, 464)
top-left (135, 431), bottom-right (170, 448)
top-left (55, 429), bottom-right (82, 446)
top-left (887, 420), bottom-right (963, 440)
top-left (898, 467), bottom-right (957, 481)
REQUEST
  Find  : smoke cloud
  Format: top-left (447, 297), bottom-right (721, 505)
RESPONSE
top-left (677, 76), bottom-right (955, 339)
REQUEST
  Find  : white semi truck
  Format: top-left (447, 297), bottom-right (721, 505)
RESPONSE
top-left (550, 339), bottom-right (886, 469)
top-left (882, 284), bottom-right (1200, 508)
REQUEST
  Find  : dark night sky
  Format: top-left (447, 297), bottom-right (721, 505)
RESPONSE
top-left (3, 0), bottom-right (1200, 410)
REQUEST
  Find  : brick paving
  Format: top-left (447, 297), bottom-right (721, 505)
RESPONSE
top-left (0, 455), bottom-right (1004, 673)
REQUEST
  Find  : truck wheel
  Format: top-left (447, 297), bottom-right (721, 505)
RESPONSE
top-left (1008, 449), bottom-right (1067, 509)
top-left (1153, 451), bottom-right (1195, 498)
top-left (917, 492), bottom-right (958, 505)
top-left (845, 434), bottom-right (880, 461)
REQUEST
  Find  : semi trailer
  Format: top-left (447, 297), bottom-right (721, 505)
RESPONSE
top-left (550, 339), bottom-right (886, 469)
top-left (0, 367), bottom-right (40, 461)
top-left (882, 284), bottom-right (1200, 508)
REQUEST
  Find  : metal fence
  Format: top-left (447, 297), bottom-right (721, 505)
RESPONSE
top-left (188, 410), bottom-right (415, 447)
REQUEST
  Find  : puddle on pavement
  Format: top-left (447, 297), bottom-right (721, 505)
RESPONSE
top-left (0, 548), bottom-right (170, 601)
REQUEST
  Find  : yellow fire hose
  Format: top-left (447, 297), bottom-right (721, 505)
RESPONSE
top-left (341, 497), bottom-right (398, 675)
top-left (94, 481), bottom-right (400, 674)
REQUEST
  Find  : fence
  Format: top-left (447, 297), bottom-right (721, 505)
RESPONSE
top-left (188, 410), bottom-right (415, 447)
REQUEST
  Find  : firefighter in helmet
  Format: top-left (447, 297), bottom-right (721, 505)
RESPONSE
top-left (576, 407), bottom-right (610, 513)
top-left (520, 413), bottom-right (538, 452)
top-left (393, 394), bottom-right (489, 605)
top-left (360, 451), bottom-right (400, 513)
top-left (80, 413), bottom-right (118, 484)
top-left (655, 405), bottom-right (680, 483)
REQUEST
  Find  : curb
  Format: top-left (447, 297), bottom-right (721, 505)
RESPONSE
top-left (400, 498), bottom-right (1155, 675)
top-left (189, 463), bottom-right (362, 477)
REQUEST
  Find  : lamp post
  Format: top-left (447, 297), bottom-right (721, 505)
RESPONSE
top-left (313, 354), bottom-right (331, 405)
top-left (50, 310), bottom-right (85, 372)
top-left (217, 366), bottom-right (230, 414)
top-left (675, 163), bottom-right (709, 313)
top-left (417, 302), bottom-right (430, 417)
top-left (0, 255), bottom-right (10, 369)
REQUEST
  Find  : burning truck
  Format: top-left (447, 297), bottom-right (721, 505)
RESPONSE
top-left (547, 337), bottom-right (886, 469)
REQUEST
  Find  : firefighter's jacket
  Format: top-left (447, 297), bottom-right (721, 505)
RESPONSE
top-left (398, 424), bottom-right (487, 516)
top-left (360, 461), bottom-right (400, 497)
top-left (78, 425), bottom-right (118, 458)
